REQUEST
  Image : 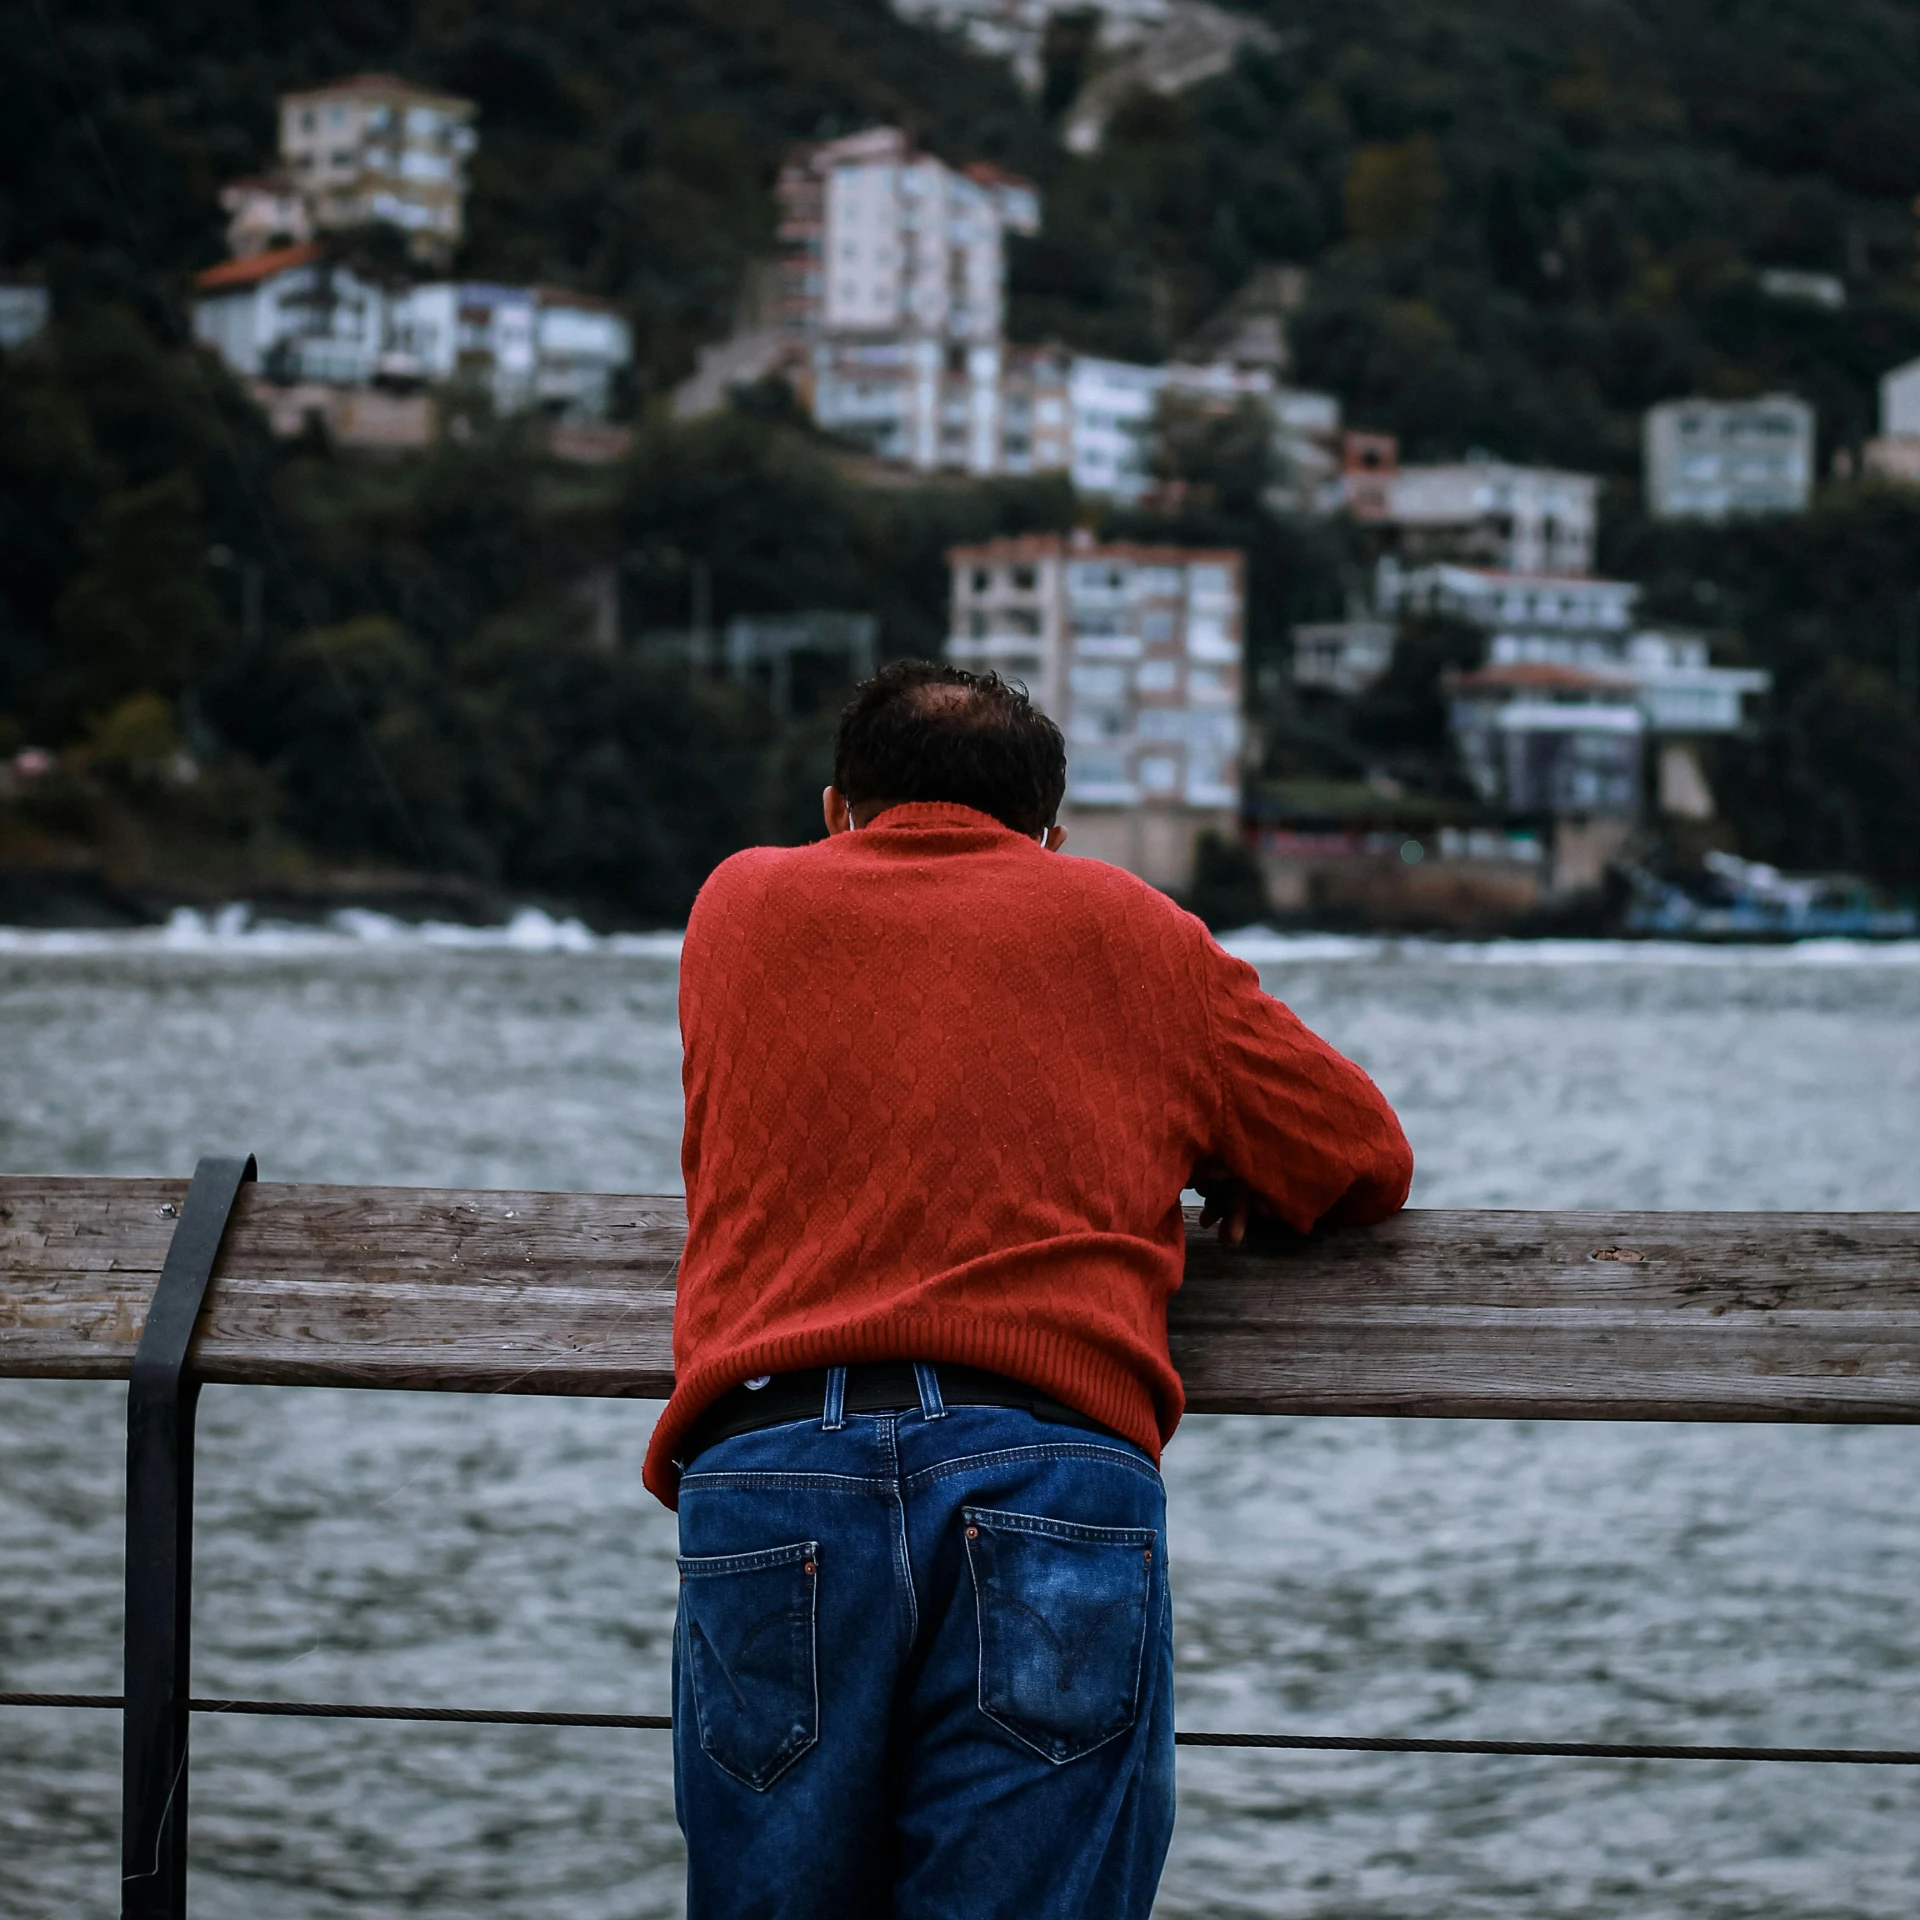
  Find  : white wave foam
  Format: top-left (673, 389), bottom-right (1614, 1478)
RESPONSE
top-left (1214, 928), bottom-right (1385, 962)
top-left (1, 908), bottom-right (1913, 969)
top-left (1212, 926), bottom-right (1920, 969)
top-left (0, 903), bottom-right (683, 959)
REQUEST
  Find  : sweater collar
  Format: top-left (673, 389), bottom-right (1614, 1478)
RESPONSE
top-left (860, 801), bottom-right (1031, 840)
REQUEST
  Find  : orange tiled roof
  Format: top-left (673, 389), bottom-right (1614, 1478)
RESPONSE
top-left (1448, 661), bottom-right (1622, 692)
top-left (194, 242), bottom-right (323, 292)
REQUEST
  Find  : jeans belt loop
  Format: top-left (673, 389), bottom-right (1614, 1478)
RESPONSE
top-left (821, 1365), bottom-right (848, 1431)
top-left (913, 1362), bottom-right (948, 1420)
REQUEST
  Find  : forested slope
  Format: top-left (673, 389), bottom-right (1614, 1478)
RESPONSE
top-left (4, 0), bottom-right (1920, 915)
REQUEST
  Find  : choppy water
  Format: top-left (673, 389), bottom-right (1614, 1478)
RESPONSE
top-left (4, 917), bottom-right (1920, 1917)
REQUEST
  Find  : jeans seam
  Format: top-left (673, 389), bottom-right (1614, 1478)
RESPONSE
top-left (677, 1469), bottom-right (894, 1494)
top-left (882, 1413), bottom-right (920, 1648)
top-left (905, 1442), bottom-right (1164, 1492)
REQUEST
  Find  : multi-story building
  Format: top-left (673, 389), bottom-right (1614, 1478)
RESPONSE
top-left (1067, 356), bottom-right (1164, 499)
top-left (391, 284), bottom-right (631, 418)
top-left (889, 0), bottom-right (1172, 91)
top-left (191, 244), bottom-right (394, 386)
top-left (278, 74), bottom-right (477, 260)
top-left (1340, 440), bottom-right (1598, 574)
top-left (1064, 355), bottom-right (1319, 502)
top-left (778, 127), bottom-right (1040, 475)
top-left (1381, 558), bottom-right (1768, 733)
top-left (193, 253), bottom-right (631, 424)
top-left (1445, 662), bottom-right (1645, 819)
top-left (1387, 554), bottom-right (1769, 864)
top-left (1862, 356), bottom-right (1920, 485)
top-left (1643, 395), bottom-right (1815, 520)
top-left (946, 533), bottom-right (1244, 888)
top-left (1378, 559), bottom-right (1637, 638)
top-left (1000, 346), bottom-right (1072, 475)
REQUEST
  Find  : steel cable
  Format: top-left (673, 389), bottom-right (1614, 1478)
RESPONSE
top-left (5, 1693), bottom-right (1918, 1762)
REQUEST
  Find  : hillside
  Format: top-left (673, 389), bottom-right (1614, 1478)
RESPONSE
top-left (5, 0), bottom-right (1920, 918)
top-left (1019, 0), bottom-right (1920, 472)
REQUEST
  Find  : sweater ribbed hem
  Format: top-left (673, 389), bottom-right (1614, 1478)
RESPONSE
top-left (642, 1315), bottom-right (1183, 1508)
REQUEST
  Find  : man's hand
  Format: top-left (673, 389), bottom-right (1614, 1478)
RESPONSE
top-left (1189, 1156), bottom-right (1259, 1249)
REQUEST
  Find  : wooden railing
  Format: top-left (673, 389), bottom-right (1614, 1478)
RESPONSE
top-left (4, 1168), bottom-right (1920, 1919)
top-left (6, 1176), bottom-right (1920, 1420)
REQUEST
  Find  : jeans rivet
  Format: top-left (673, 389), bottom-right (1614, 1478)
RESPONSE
top-left (965, 1526), bottom-right (979, 1539)
top-left (804, 1561), bottom-right (816, 1575)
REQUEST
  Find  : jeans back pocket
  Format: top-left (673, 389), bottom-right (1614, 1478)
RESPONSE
top-left (964, 1505), bottom-right (1155, 1765)
top-left (677, 1539), bottom-right (820, 1791)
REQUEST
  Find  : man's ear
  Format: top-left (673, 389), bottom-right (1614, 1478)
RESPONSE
top-left (1044, 823), bottom-right (1067, 853)
top-left (823, 786), bottom-right (853, 835)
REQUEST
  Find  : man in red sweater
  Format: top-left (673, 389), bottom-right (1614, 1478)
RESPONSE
top-left (653, 661), bottom-right (1412, 1920)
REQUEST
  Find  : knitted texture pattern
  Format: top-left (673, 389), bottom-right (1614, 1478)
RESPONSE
top-left (643, 803), bottom-right (1413, 1505)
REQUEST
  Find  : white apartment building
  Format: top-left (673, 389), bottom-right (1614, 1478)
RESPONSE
top-left (395, 284), bottom-right (631, 418)
top-left (1068, 357), bottom-right (1164, 499)
top-left (1883, 357), bottom-right (1920, 437)
top-left (1386, 558), bottom-right (1768, 734)
top-left (1341, 444), bottom-right (1598, 573)
top-left (1863, 356), bottom-right (1920, 485)
top-left (946, 533), bottom-right (1244, 888)
top-left (1378, 559), bottom-right (1638, 638)
top-left (889, 0), bottom-right (1171, 90)
top-left (1644, 395), bottom-right (1815, 519)
top-left (1066, 355), bottom-right (1322, 501)
top-left (194, 255), bottom-right (631, 421)
top-left (279, 74), bottom-right (476, 258)
top-left (191, 245), bottom-right (392, 385)
top-left (778, 127), bottom-right (1040, 475)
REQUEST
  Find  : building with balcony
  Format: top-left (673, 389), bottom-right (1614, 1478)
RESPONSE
top-left (392, 284), bottom-right (631, 418)
top-left (194, 252), bottom-right (632, 428)
top-left (1339, 439), bottom-right (1598, 573)
top-left (1382, 560), bottom-right (1769, 741)
top-left (278, 74), bottom-right (476, 261)
top-left (1644, 394), bottom-right (1815, 520)
top-left (777, 127), bottom-right (1039, 475)
top-left (946, 532), bottom-right (1244, 888)
top-left (191, 244), bottom-right (392, 386)
top-left (1445, 661), bottom-right (1645, 819)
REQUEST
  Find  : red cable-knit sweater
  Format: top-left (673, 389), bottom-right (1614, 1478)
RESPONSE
top-left (642, 802), bottom-right (1413, 1505)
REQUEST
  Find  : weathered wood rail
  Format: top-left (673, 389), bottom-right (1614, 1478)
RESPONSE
top-left (6, 1169), bottom-right (1920, 1920)
top-left (5, 1176), bottom-right (1920, 1421)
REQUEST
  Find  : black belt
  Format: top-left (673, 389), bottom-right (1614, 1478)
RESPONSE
top-left (677, 1361), bottom-right (1117, 1466)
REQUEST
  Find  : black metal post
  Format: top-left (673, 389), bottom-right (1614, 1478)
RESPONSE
top-left (122, 1155), bottom-right (255, 1920)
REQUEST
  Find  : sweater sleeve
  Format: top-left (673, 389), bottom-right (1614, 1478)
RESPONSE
top-left (1198, 938), bottom-right (1414, 1232)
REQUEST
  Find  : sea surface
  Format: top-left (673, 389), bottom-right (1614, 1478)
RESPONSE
top-left (4, 910), bottom-right (1920, 1917)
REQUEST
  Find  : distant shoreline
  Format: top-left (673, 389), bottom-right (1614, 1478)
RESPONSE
top-left (3, 906), bottom-right (1917, 968)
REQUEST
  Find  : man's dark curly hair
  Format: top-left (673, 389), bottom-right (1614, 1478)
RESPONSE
top-left (832, 660), bottom-right (1067, 837)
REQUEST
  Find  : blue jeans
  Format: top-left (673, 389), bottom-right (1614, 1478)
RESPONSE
top-left (672, 1363), bottom-right (1176, 1919)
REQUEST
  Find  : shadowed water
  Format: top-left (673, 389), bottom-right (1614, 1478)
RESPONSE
top-left (3, 923), bottom-right (1918, 1916)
